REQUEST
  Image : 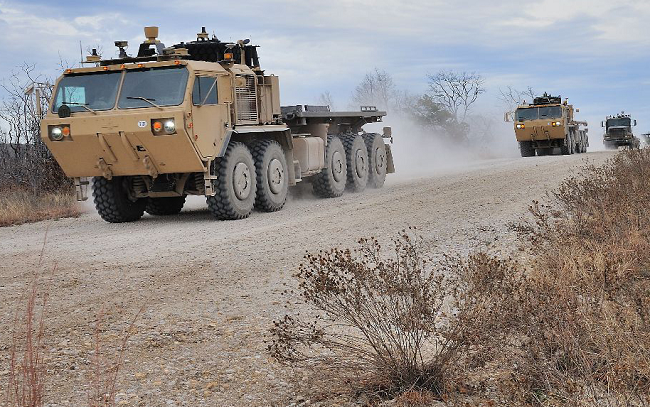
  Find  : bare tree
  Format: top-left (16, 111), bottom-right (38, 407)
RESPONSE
top-left (0, 64), bottom-right (69, 193)
top-left (498, 86), bottom-right (536, 112)
top-left (317, 91), bottom-right (334, 110)
top-left (351, 69), bottom-right (396, 111)
top-left (426, 71), bottom-right (485, 123)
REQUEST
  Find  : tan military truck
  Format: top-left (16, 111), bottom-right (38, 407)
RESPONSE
top-left (507, 93), bottom-right (588, 157)
top-left (40, 27), bottom-right (394, 223)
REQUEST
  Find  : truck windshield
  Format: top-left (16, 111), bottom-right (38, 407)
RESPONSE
top-left (515, 106), bottom-right (562, 121)
top-left (118, 66), bottom-right (189, 109)
top-left (607, 118), bottom-right (631, 127)
top-left (52, 72), bottom-right (122, 113)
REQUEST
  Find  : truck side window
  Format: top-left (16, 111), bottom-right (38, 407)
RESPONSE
top-left (192, 76), bottom-right (218, 105)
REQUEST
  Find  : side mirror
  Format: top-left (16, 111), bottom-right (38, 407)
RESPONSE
top-left (504, 112), bottom-right (512, 122)
top-left (601, 121), bottom-right (604, 128)
top-left (634, 120), bottom-right (637, 126)
top-left (576, 108), bottom-right (580, 113)
top-left (383, 126), bottom-right (392, 137)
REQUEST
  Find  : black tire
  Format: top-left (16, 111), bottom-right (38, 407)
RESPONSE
top-left (561, 134), bottom-right (571, 155)
top-left (206, 142), bottom-right (256, 220)
top-left (92, 176), bottom-right (146, 223)
top-left (145, 196), bottom-right (186, 216)
top-left (312, 135), bottom-right (347, 198)
top-left (342, 134), bottom-right (369, 192)
top-left (364, 133), bottom-right (388, 188)
top-left (251, 139), bottom-right (288, 212)
top-left (519, 141), bottom-right (535, 157)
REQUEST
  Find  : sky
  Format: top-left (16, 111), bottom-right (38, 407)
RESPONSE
top-left (0, 0), bottom-right (648, 138)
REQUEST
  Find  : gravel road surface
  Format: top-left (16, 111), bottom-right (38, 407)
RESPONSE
top-left (0, 151), bottom-right (615, 406)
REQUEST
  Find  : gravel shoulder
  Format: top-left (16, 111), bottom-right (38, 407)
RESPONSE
top-left (0, 151), bottom-right (615, 406)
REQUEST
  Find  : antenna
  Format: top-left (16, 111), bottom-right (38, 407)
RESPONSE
top-left (79, 41), bottom-right (83, 66)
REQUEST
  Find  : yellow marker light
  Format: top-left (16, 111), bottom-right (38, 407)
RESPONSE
top-left (137, 64), bottom-right (144, 68)
top-left (516, 123), bottom-right (525, 129)
top-left (174, 60), bottom-right (181, 65)
top-left (65, 69), bottom-right (73, 74)
top-left (62, 126), bottom-right (70, 137)
top-left (152, 121), bottom-right (163, 132)
top-left (224, 53), bottom-right (233, 60)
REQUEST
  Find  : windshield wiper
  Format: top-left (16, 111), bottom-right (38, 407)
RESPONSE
top-left (61, 102), bottom-right (97, 115)
top-left (126, 96), bottom-right (162, 109)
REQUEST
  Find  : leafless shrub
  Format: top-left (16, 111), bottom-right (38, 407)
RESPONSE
top-left (269, 229), bottom-right (522, 401)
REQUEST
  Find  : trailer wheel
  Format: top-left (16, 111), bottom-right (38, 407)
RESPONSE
top-left (92, 176), bottom-right (146, 223)
top-left (145, 196), bottom-right (186, 216)
top-left (251, 139), bottom-right (288, 212)
top-left (342, 134), bottom-right (369, 192)
top-left (206, 142), bottom-right (256, 220)
top-left (364, 133), bottom-right (388, 188)
top-left (312, 135), bottom-right (347, 198)
top-left (519, 141), bottom-right (535, 157)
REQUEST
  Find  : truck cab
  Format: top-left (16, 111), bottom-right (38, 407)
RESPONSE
top-left (602, 113), bottom-right (639, 149)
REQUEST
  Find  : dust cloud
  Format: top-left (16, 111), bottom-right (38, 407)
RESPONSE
top-left (371, 114), bottom-right (519, 181)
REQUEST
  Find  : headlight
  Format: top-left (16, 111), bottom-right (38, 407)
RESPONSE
top-left (516, 123), bottom-right (525, 129)
top-left (164, 120), bottom-right (175, 134)
top-left (151, 118), bottom-right (176, 135)
top-left (552, 121), bottom-right (562, 127)
top-left (48, 125), bottom-right (70, 141)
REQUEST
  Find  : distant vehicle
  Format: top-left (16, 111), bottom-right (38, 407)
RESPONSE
top-left (506, 93), bottom-right (588, 157)
top-left (39, 27), bottom-right (395, 223)
top-left (602, 113), bottom-right (640, 149)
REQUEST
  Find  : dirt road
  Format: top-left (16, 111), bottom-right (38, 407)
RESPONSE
top-left (0, 151), bottom-right (614, 406)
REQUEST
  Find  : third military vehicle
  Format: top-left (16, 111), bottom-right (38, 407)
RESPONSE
top-left (508, 93), bottom-right (589, 157)
top-left (39, 27), bottom-right (395, 223)
top-left (602, 113), bottom-right (640, 149)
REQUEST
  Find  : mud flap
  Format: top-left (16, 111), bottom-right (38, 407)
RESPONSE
top-left (385, 144), bottom-right (395, 174)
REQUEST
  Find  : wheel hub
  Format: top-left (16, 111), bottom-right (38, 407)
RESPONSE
top-left (375, 147), bottom-right (386, 172)
top-left (332, 150), bottom-right (344, 182)
top-left (355, 149), bottom-right (366, 177)
top-left (233, 162), bottom-right (252, 200)
top-left (267, 158), bottom-right (285, 194)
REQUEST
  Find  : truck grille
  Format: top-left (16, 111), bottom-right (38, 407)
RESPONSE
top-left (235, 75), bottom-right (258, 125)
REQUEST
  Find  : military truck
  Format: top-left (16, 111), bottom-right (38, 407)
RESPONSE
top-left (507, 93), bottom-right (588, 157)
top-left (40, 27), bottom-right (394, 223)
top-left (601, 113), bottom-right (640, 149)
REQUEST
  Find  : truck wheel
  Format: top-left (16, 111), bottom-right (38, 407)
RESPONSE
top-left (206, 142), bottom-right (256, 220)
top-left (145, 196), bottom-right (186, 216)
top-left (342, 134), bottom-right (369, 192)
top-left (92, 176), bottom-right (146, 223)
top-left (561, 134), bottom-right (572, 155)
top-left (251, 139), bottom-right (288, 212)
top-left (312, 135), bottom-right (347, 198)
top-left (364, 133), bottom-right (387, 188)
top-left (519, 141), bottom-right (535, 157)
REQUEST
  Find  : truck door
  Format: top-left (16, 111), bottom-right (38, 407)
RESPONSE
top-left (190, 75), bottom-right (229, 159)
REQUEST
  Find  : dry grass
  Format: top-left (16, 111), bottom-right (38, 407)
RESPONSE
top-left (271, 149), bottom-right (650, 406)
top-left (0, 188), bottom-right (80, 227)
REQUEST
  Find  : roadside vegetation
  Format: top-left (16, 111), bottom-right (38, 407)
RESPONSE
top-left (0, 65), bottom-right (78, 227)
top-left (270, 149), bottom-right (650, 406)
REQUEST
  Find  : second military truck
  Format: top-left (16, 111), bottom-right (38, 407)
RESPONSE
top-left (40, 27), bottom-right (395, 223)
top-left (509, 93), bottom-right (589, 157)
